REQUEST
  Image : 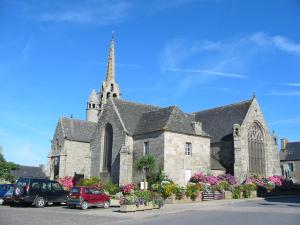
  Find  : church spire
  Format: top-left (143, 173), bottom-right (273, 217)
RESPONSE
top-left (99, 33), bottom-right (121, 109)
top-left (105, 32), bottom-right (115, 82)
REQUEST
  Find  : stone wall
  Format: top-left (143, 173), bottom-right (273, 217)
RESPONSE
top-left (63, 140), bottom-right (91, 178)
top-left (90, 99), bottom-right (128, 184)
top-left (132, 131), bottom-right (165, 183)
top-left (281, 160), bottom-right (300, 183)
top-left (164, 131), bottom-right (210, 185)
top-left (234, 98), bottom-right (280, 182)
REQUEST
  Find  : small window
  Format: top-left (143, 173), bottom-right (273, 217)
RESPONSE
top-left (144, 142), bottom-right (150, 155)
top-left (92, 104), bottom-right (95, 109)
top-left (288, 163), bottom-right (294, 172)
top-left (185, 142), bottom-right (192, 156)
top-left (111, 84), bottom-right (114, 92)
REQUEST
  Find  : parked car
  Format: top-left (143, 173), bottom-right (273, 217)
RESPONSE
top-left (0, 184), bottom-right (14, 205)
top-left (67, 186), bottom-right (110, 210)
top-left (13, 177), bottom-right (69, 208)
top-left (2, 186), bottom-right (15, 205)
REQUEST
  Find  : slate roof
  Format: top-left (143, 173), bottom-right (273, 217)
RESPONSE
top-left (112, 99), bottom-right (203, 136)
top-left (60, 117), bottom-right (97, 143)
top-left (11, 166), bottom-right (46, 179)
top-left (112, 98), bottom-right (160, 135)
top-left (280, 142), bottom-right (300, 161)
top-left (193, 99), bottom-right (253, 142)
top-left (211, 155), bottom-right (226, 170)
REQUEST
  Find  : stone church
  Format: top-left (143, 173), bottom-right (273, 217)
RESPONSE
top-left (47, 36), bottom-right (280, 185)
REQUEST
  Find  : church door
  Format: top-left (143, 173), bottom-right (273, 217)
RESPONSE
top-left (103, 123), bottom-right (113, 173)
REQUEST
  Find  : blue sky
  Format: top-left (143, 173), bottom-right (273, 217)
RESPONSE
top-left (0, 0), bottom-right (300, 166)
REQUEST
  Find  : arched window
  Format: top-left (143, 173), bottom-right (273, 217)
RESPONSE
top-left (248, 122), bottom-right (265, 175)
top-left (103, 123), bottom-right (113, 172)
top-left (113, 93), bottom-right (117, 98)
top-left (107, 92), bottom-right (111, 99)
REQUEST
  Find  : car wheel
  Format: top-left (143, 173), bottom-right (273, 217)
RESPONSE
top-left (35, 197), bottom-right (46, 208)
top-left (103, 201), bottom-right (110, 209)
top-left (81, 201), bottom-right (88, 210)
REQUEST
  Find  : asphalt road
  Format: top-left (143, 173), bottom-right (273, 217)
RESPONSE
top-left (0, 197), bottom-right (299, 225)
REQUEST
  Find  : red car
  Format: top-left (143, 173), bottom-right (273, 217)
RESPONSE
top-left (67, 187), bottom-right (110, 210)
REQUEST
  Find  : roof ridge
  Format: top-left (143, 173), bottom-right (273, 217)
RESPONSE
top-left (61, 116), bottom-right (97, 125)
top-left (113, 98), bottom-right (161, 109)
top-left (193, 98), bottom-right (253, 114)
top-left (162, 106), bottom-right (179, 130)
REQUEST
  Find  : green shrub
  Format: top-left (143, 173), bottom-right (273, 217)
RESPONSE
top-left (232, 186), bottom-right (242, 199)
top-left (186, 184), bottom-right (199, 200)
top-left (77, 177), bottom-right (101, 187)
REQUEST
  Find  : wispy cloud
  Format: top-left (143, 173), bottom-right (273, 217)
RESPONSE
top-left (266, 91), bottom-right (300, 96)
top-left (163, 67), bottom-right (247, 79)
top-left (269, 118), bottom-right (300, 125)
top-left (284, 83), bottom-right (300, 87)
top-left (251, 32), bottom-right (300, 56)
top-left (41, 1), bottom-right (131, 25)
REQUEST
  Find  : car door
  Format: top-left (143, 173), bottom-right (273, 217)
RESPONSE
top-left (51, 182), bottom-right (66, 202)
top-left (90, 189), bottom-right (101, 205)
top-left (83, 188), bottom-right (92, 204)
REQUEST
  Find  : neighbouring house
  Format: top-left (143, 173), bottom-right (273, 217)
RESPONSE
top-left (47, 35), bottom-right (280, 185)
top-left (280, 139), bottom-right (300, 183)
top-left (11, 165), bottom-right (46, 181)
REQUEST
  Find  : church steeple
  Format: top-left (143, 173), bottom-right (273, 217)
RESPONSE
top-left (106, 33), bottom-right (115, 82)
top-left (99, 33), bottom-right (121, 109)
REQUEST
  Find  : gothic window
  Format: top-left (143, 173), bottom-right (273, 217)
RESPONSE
top-left (103, 123), bottom-right (113, 172)
top-left (248, 123), bottom-right (265, 175)
top-left (107, 92), bottom-right (111, 98)
top-left (111, 84), bottom-right (114, 91)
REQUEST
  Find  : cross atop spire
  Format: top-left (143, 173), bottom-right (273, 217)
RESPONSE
top-left (105, 33), bottom-right (115, 82)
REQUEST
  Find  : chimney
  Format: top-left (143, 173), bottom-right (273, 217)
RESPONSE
top-left (192, 121), bottom-right (202, 135)
top-left (280, 138), bottom-right (288, 150)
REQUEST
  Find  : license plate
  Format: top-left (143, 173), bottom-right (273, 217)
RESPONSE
top-left (71, 196), bottom-right (77, 199)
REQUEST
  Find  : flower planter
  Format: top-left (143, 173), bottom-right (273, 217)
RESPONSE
top-left (144, 202), bottom-right (153, 210)
top-left (193, 192), bottom-right (202, 202)
top-left (153, 204), bottom-right (160, 209)
top-left (136, 204), bottom-right (145, 211)
top-left (164, 194), bottom-right (176, 204)
top-left (120, 205), bottom-right (136, 212)
top-left (250, 190), bottom-right (257, 198)
top-left (224, 191), bottom-right (232, 199)
top-left (110, 199), bottom-right (120, 207)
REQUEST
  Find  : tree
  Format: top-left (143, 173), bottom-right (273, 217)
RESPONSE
top-left (0, 153), bottom-right (19, 183)
top-left (136, 154), bottom-right (156, 189)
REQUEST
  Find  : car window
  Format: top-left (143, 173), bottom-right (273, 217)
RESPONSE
top-left (52, 182), bottom-right (62, 191)
top-left (41, 181), bottom-right (51, 191)
top-left (91, 189), bottom-right (101, 195)
top-left (70, 187), bottom-right (80, 193)
top-left (31, 181), bottom-right (40, 190)
top-left (16, 179), bottom-right (29, 189)
top-left (84, 188), bottom-right (92, 194)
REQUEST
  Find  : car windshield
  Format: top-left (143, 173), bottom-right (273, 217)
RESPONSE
top-left (70, 187), bottom-right (80, 193)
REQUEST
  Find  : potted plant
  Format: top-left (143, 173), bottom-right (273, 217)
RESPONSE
top-left (119, 195), bottom-right (136, 212)
top-left (136, 154), bottom-right (156, 190)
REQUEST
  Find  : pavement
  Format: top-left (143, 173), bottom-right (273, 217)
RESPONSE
top-left (0, 197), bottom-right (299, 225)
